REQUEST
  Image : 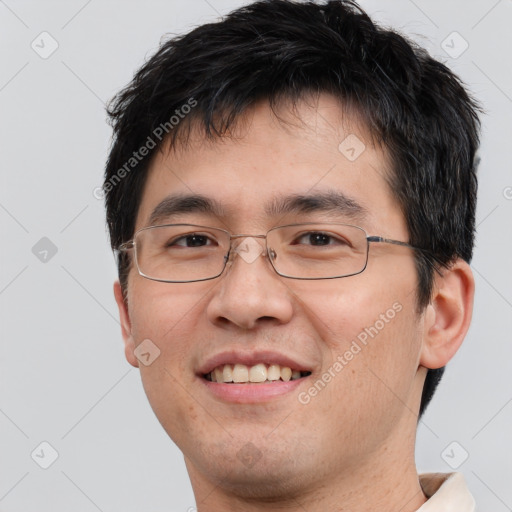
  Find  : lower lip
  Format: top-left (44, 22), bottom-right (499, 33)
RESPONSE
top-left (201, 377), bottom-right (306, 403)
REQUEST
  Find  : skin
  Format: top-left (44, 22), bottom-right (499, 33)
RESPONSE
top-left (114, 94), bottom-right (474, 511)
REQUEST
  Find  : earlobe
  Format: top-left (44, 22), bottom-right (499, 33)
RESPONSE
top-left (420, 259), bottom-right (474, 369)
top-left (113, 281), bottom-right (139, 368)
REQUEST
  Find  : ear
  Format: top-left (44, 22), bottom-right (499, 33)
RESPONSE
top-left (114, 281), bottom-right (139, 368)
top-left (420, 259), bottom-right (474, 369)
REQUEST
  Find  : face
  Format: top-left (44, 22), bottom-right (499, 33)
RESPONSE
top-left (116, 94), bottom-right (428, 498)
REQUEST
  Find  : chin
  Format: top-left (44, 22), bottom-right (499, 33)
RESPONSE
top-left (184, 437), bottom-right (319, 501)
top-left (202, 462), bottom-right (311, 501)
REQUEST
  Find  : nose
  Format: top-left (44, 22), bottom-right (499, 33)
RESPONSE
top-left (206, 236), bottom-right (294, 330)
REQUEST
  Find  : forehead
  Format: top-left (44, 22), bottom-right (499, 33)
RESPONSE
top-left (135, 94), bottom-right (405, 236)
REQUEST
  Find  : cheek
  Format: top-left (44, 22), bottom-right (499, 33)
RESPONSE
top-left (126, 280), bottom-right (206, 381)
top-left (294, 271), bottom-right (422, 423)
top-left (127, 276), bottom-right (208, 345)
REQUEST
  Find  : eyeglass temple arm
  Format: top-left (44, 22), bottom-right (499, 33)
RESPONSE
top-left (367, 236), bottom-right (413, 249)
top-left (117, 240), bottom-right (134, 252)
top-left (367, 236), bottom-right (446, 271)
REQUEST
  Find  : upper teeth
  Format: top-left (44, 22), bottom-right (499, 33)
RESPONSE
top-left (206, 363), bottom-right (307, 383)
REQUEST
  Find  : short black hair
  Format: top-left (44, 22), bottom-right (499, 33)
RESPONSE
top-left (104, 0), bottom-right (482, 417)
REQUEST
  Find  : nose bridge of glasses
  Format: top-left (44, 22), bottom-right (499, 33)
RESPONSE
top-left (228, 234), bottom-right (269, 266)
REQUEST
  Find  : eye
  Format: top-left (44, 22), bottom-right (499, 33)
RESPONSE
top-left (293, 231), bottom-right (349, 247)
top-left (167, 233), bottom-right (216, 248)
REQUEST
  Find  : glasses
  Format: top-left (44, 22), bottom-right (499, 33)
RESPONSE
top-left (117, 222), bottom-right (425, 283)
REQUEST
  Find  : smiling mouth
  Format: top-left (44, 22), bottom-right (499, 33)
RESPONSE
top-left (204, 363), bottom-right (312, 384)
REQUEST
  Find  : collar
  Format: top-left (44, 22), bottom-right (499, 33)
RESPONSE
top-left (416, 472), bottom-right (476, 511)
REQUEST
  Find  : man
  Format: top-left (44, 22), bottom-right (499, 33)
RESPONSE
top-left (104, 1), bottom-right (481, 510)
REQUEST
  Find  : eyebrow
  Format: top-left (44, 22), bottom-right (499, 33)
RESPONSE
top-left (148, 194), bottom-right (227, 226)
top-left (265, 190), bottom-right (368, 221)
top-left (147, 190), bottom-right (368, 227)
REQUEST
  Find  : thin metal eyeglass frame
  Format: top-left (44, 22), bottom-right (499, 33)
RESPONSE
top-left (116, 222), bottom-right (432, 283)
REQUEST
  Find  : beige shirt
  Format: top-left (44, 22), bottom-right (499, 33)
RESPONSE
top-left (417, 473), bottom-right (476, 511)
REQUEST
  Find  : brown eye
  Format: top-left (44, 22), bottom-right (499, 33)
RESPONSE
top-left (293, 232), bottom-right (348, 247)
top-left (168, 234), bottom-right (213, 248)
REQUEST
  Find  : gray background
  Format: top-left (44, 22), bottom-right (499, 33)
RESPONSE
top-left (1, 0), bottom-right (511, 510)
